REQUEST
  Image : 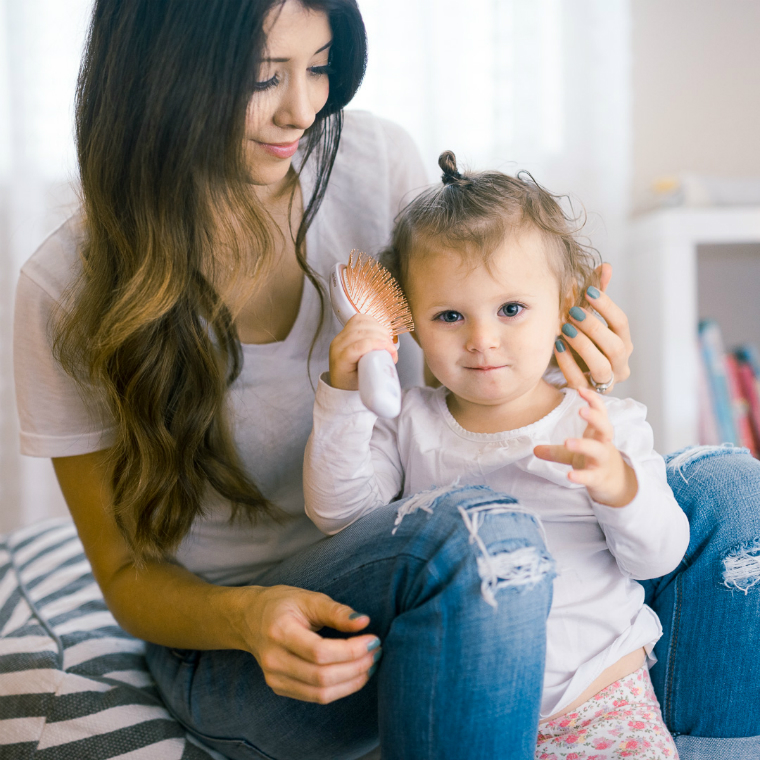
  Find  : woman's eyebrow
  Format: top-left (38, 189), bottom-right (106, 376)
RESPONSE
top-left (263, 40), bottom-right (332, 63)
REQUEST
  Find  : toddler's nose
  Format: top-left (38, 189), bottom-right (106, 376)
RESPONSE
top-left (466, 322), bottom-right (499, 352)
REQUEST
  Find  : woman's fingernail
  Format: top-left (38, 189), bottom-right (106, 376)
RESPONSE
top-left (561, 323), bottom-right (578, 338)
top-left (367, 638), bottom-right (381, 652)
top-left (555, 339), bottom-right (566, 353)
top-left (586, 286), bottom-right (601, 299)
top-left (349, 611), bottom-right (367, 620)
top-left (372, 648), bottom-right (383, 663)
top-left (569, 307), bottom-right (586, 322)
top-left (368, 664), bottom-right (378, 677)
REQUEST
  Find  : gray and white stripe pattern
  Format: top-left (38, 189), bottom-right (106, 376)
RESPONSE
top-left (0, 519), bottom-right (223, 760)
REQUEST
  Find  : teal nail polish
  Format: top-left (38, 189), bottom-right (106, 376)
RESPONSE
top-left (367, 638), bottom-right (381, 652)
top-left (561, 323), bottom-right (578, 338)
top-left (569, 306), bottom-right (586, 321)
top-left (368, 664), bottom-right (378, 677)
top-left (349, 611), bottom-right (366, 620)
top-left (554, 339), bottom-right (566, 353)
top-left (586, 286), bottom-right (601, 299)
top-left (372, 648), bottom-right (383, 663)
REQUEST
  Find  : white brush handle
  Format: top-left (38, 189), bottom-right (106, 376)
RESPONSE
top-left (329, 263), bottom-right (402, 419)
top-left (358, 349), bottom-right (402, 419)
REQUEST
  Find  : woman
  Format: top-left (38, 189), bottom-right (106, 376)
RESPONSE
top-left (13, 1), bottom-right (760, 758)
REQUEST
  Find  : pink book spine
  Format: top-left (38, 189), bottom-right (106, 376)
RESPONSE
top-left (726, 354), bottom-right (756, 456)
top-left (736, 360), bottom-right (760, 457)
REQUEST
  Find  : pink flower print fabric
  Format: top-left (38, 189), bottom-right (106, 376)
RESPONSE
top-left (535, 665), bottom-right (679, 759)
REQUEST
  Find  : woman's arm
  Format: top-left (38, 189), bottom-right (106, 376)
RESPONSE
top-left (53, 449), bottom-right (380, 704)
top-left (554, 263), bottom-right (633, 391)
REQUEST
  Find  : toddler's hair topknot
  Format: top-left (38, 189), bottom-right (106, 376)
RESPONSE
top-left (381, 150), bottom-right (601, 310)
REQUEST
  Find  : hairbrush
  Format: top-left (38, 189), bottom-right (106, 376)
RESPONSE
top-left (329, 250), bottom-right (414, 418)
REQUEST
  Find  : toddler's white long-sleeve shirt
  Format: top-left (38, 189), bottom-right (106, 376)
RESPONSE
top-left (304, 379), bottom-right (690, 718)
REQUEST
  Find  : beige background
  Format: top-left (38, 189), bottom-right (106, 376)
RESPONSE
top-left (631, 0), bottom-right (760, 212)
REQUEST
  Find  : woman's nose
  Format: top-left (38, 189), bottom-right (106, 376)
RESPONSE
top-left (275, 74), bottom-right (319, 131)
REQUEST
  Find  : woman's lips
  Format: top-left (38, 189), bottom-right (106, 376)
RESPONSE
top-left (255, 139), bottom-right (300, 159)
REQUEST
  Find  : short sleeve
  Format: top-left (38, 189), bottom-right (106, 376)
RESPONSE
top-left (14, 271), bottom-right (117, 457)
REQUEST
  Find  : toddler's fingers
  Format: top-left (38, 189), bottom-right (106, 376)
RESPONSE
top-left (580, 394), bottom-right (614, 444)
top-left (579, 407), bottom-right (614, 443)
top-left (567, 467), bottom-right (603, 488)
top-left (533, 444), bottom-right (574, 465)
top-left (577, 386), bottom-right (609, 412)
top-left (565, 437), bottom-right (610, 470)
top-left (342, 337), bottom-right (397, 363)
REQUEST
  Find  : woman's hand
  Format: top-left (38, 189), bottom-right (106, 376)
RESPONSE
top-left (554, 263), bottom-right (633, 392)
top-left (239, 584), bottom-right (381, 704)
top-left (534, 388), bottom-right (638, 507)
top-left (329, 314), bottom-right (397, 391)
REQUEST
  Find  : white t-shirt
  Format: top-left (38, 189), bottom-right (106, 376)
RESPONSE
top-left (13, 110), bottom-right (429, 585)
top-left (304, 380), bottom-right (690, 717)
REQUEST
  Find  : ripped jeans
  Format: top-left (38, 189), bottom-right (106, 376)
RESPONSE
top-left (146, 447), bottom-right (760, 760)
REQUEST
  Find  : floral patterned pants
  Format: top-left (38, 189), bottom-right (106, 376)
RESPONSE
top-left (535, 665), bottom-right (679, 759)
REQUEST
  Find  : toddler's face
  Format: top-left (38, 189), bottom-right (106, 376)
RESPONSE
top-left (406, 226), bottom-right (564, 412)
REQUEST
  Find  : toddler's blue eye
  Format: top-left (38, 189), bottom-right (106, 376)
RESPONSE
top-left (437, 311), bottom-right (462, 323)
top-left (500, 303), bottom-right (524, 317)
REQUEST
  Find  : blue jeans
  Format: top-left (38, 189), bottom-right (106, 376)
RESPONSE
top-left (146, 448), bottom-right (760, 760)
top-left (643, 446), bottom-right (760, 759)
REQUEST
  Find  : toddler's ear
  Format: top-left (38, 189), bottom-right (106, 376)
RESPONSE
top-left (559, 285), bottom-right (577, 324)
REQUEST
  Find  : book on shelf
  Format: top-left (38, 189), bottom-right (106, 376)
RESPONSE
top-left (698, 320), bottom-right (738, 445)
top-left (735, 345), bottom-right (760, 455)
top-left (725, 354), bottom-right (756, 456)
top-left (697, 320), bottom-right (760, 458)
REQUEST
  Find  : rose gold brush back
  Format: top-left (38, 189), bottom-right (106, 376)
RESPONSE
top-left (342, 251), bottom-right (414, 338)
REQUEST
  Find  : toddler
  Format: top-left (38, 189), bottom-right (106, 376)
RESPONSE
top-left (304, 152), bottom-right (687, 759)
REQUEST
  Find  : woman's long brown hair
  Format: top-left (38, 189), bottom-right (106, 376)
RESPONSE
top-left (54, 0), bottom-right (367, 561)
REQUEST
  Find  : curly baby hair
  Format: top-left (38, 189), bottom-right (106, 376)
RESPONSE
top-left (381, 150), bottom-right (601, 311)
top-left (53, 0), bottom-right (367, 562)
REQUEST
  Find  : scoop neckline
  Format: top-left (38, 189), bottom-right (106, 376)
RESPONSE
top-left (434, 385), bottom-right (575, 442)
top-left (239, 154), bottom-right (318, 358)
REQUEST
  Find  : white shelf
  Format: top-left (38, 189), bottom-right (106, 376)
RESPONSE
top-left (628, 206), bottom-right (760, 454)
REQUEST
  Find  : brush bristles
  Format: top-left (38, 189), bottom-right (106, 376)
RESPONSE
top-left (342, 250), bottom-right (414, 338)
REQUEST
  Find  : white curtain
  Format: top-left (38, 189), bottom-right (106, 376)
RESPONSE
top-left (0, 0), bottom-right (632, 532)
top-left (0, 0), bottom-right (92, 532)
top-left (353, 0), bottom-right (632, 272)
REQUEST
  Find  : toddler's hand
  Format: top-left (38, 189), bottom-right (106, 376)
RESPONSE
top-left (533, 387), bottom-right (638, 507)
top-left (329, 314), bottom-right (398, 392)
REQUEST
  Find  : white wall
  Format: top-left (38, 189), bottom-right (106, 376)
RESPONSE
top-left (631, 0), bottom-right (760, 212)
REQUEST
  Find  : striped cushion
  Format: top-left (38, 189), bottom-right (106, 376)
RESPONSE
top-left (0, 519), bottom-right (223, 760)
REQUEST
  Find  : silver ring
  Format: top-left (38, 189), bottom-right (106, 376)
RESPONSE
top-left (588, 371), bottom-right (614, 394)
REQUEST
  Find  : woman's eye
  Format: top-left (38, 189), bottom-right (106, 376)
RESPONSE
top-left (499, 303), bottom-right (524, 318)
top-left (436, 311), bottom-right (462, 323)
top-left (309, 64), bottom-right (332, 78)
top-left (253, 74), bottom-right (279, 92)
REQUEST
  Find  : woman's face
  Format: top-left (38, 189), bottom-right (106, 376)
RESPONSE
top-left (244, 1), bottom-right (332, 189)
